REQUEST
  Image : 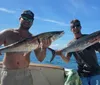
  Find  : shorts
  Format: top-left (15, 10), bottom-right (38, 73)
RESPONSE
top-left (80, 74), bottom-right (100, 85)
top-left (0, 68), bottom-right (33, 85)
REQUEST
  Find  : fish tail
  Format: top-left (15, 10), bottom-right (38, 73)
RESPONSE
top-left (48, 47), bottom-right (56, 62)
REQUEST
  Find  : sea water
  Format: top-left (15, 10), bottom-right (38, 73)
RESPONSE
top-left (30, 49), bottom-right (100, 69)
top-left (0, 50), bottom-right (100, 69)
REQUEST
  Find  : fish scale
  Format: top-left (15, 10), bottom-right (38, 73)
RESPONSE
top-left (49, 30), bottom-right (100, 62)
top-left (0, 31), bottom-right (64, 53)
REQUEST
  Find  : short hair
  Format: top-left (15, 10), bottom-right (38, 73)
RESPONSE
top-left (70, 19), bottom-right (81, 25)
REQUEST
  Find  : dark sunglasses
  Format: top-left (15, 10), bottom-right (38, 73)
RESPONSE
top-left (21, 16), bottom-right (33, 22)
top-left (71, 25), bottom-right (81, 29)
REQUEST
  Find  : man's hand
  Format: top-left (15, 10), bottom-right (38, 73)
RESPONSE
top-left (34, 39), bottom-right (51, 62)
top-left (40, 39), bottom-right (51, 49)
top-left (55, 50), bottom-right (63, 56)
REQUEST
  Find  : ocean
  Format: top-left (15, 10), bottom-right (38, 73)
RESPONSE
top-left (0, 49), bottom-right (100, 69)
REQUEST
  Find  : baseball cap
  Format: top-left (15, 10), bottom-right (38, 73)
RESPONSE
top-left (21, 10), bottom-right (34, 19)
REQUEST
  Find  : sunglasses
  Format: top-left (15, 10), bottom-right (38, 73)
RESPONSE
top-left (71, 24), bottom-right (81, 29)
top-left (21, 16), bottom-right (33, 22)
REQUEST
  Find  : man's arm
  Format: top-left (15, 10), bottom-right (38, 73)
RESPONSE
top-left (56, 50), bottom-right (72, 63)
top-left (61, 53), bottom-right (72, 63)
top-left (59, 41), bottom-right (73, 63)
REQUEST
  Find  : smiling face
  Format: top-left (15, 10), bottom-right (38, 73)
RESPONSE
top-left (19, 10), bottom-right (34, 30)
top-left (70, 19), bottom-right (81, 34)
top-left (19, 15), bottom-right (34, 30)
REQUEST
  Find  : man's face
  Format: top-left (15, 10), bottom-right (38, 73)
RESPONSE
top-left (70, 22), bottom-right (81, 34)
top-left (20, 15), bottom-right (34, 30)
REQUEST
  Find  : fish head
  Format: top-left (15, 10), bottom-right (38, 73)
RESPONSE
top-left (50, 31), bottom-right (64, 42)
top-left (42, 31), bottom-right (64, 42)
top-left (37, 31), bottom-right (64, 42)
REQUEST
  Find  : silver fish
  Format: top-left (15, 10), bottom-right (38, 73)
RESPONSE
top-left (0, 31), bottom-right (64, 53)
top-left (49, 30), bottom-right (100, 62)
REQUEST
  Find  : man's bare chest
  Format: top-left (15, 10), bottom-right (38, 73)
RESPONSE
top-left (6, 32), bottom-right (31, 45)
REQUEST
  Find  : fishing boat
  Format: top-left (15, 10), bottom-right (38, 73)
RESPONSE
top-left (0, 62), bottom-right (64, 85)
top-left (0, 62), bottom-right (81, 85)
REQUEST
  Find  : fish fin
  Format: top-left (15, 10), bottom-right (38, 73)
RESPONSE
top-left (0, 52), bottom-right (2, 55)
top-left (23, 52), bottom-right (30, 56)
top-left (39, 42), bottom-right (43, 52)
top-left (48, 47), bottom-right (56, 62)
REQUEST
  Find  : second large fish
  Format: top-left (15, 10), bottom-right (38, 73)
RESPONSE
top-left (49, 30), bottom-right (100, 62)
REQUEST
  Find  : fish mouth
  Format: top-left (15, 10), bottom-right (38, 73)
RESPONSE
top-left (59, 31), bottom-right (65, 37)
top-left (61, 31), bottom-right (64, 35)
top-left (51, 31), bottom-right (64, 41)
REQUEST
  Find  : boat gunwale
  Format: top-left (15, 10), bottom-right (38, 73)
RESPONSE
top-left (0, 62), bottom-right (64, 70)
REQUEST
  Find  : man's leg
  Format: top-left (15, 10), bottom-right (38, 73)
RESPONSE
top-left (90, 75), bottom-right (100, 85)
top-left (15, 68), bottom-right (33, 85)
top-left (22, 73), bottom-right (33, 85)
top-left (0, 70), bottom-right (16, 85)
top-left (80, 77), bottom-right (89, 85)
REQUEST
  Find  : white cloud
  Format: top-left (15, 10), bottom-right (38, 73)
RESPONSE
top-left (50, 44), bottom-right (60, 49)
top-left (50, 43), bottom-right (67, 49)
top-left (0, 8), bottom-right (16, 13)
top-left (50, 44), bottom-right (59, 48)
top-left (35, 17), bottom-right (69, 26)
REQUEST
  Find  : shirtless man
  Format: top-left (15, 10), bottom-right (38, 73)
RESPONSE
top-left (0, 10), bottom-right (51, 85)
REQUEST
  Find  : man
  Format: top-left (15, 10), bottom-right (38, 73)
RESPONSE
top-left (0, 10), bottom-right (51, 85)
top-left (56, 19), bottom-right (100, 85)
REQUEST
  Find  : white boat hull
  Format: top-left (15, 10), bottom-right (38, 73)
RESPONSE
top-left (0, 62), bottom-right (64, 85)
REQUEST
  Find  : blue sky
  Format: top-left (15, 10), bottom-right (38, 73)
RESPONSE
top-left (0, 0), bottom-right (100, 49)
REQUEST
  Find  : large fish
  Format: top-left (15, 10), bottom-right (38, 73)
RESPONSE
top-left (49, 30), bottom-right (100, 62)
top-left (0, 31), bottom-right (64, 53)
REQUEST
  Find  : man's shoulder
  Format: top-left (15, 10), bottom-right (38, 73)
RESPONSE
top-left (0, 29), bottom-right (16, 35)
top-left (1, 28), bottom-right (15, 32)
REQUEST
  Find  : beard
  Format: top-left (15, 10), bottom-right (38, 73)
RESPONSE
top-left (22, 27), bottom-right (30, 30)
top-left (20, 24), bottom-right (31, 30)
top-left (20, 22), bottom-right (32, 30)
top-left (74, 31), bottom-right (80, 34)
top-left (73, 29), bottom-right (81, 34)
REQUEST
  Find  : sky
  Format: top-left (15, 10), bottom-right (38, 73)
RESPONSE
top-left (0, 0), bottom-right (100, 49)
